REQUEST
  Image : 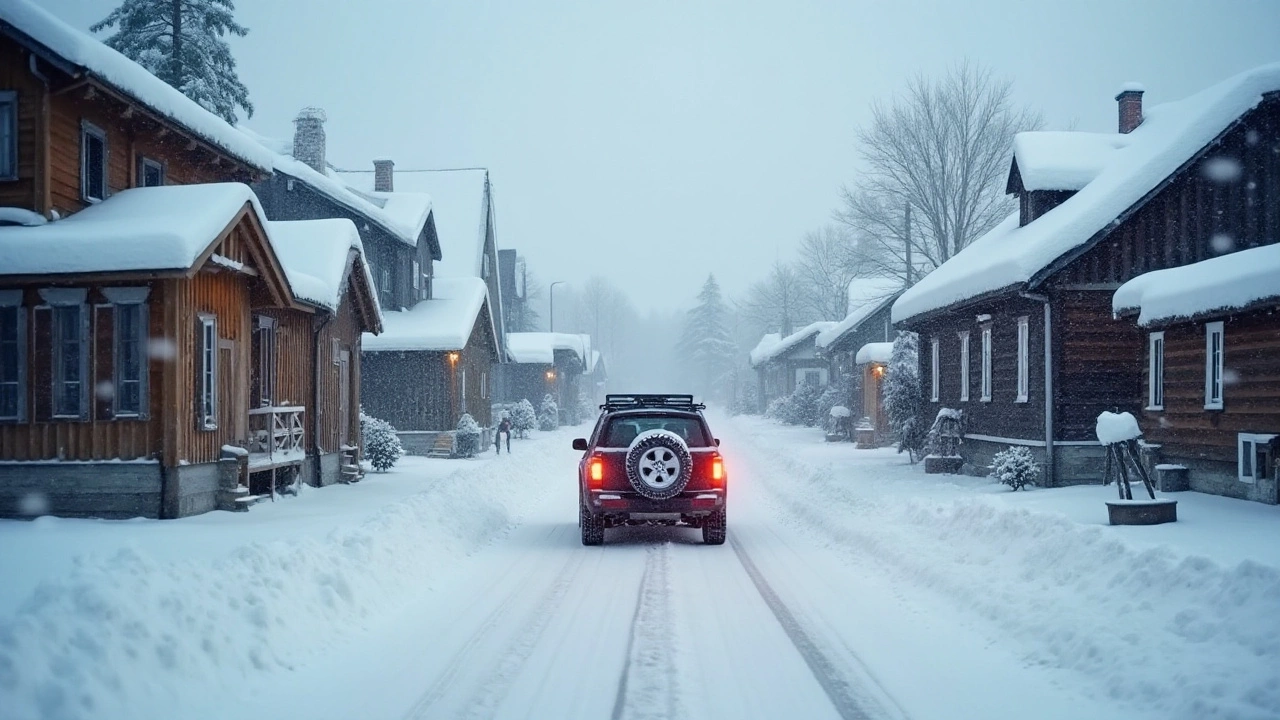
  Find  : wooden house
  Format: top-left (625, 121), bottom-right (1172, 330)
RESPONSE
top-left (749, 322), bottom-right (837, 414)
top-left (893, 65), bottom-right (1280, 490)
top-left (1113, 241), bottom-right (1280, 504)
top-left (503, 332), bottom-right (589, 415)
top-left (815, 278), bottom-right (902, 434)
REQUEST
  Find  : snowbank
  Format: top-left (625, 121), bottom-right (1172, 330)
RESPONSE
top-left (727, 414), bottom-right (1280, 720)
top-left (1113, 242), bottom-right (1280, 326)
top-left (0, 436), bottom-right (569, 720)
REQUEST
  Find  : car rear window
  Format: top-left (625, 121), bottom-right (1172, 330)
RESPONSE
top-left (600, 415), bottom-right (709, 448)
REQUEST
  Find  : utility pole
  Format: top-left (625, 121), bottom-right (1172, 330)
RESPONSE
top-left (549, 281), bottom-right (566, 332)
top-left (904, 202), bottom-right (913, 288)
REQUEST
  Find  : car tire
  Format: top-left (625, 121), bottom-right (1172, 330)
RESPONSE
top-left (702, 507), bottom-right (726, 545)
top-left (625, 431), bottom-right (693, 500)
top-left (580, 502), bottom-right (604, 546)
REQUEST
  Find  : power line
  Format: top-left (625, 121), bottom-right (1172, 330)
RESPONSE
top-left (329, 165), bottom-right (488, 173)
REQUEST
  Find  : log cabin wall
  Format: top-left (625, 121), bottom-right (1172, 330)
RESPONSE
top-left (361, 350), bottom-right (450, 432)
top-left (0, 39), bottom-right (46, 211)
top-left (1141, 308), bottom-right (1280, 503)
top-left (314, 294), bottom-right (364, 453)
top-left (457, 304), bottom-right (498, 427)
top-left (1050, 290), bottom-right (1143, 441)
top-left (254, 307), bottom-right (314, 443)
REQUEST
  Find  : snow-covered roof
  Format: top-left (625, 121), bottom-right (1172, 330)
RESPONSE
top-left (343, 169), bottom-right (489, 279)
top-left (1113, 243), bottom-right (1280, 327)
top-left (1011, 132), bottom-right (1131, 192)
top-left (894, 62), bottom-right (1280, 325)
top-left (266, 218), bottom-right (379, 324)
top-left (855, 342), bottom-right (894, 365)
top-left (816, 277), bottom-right (902, 349)
top-left (2, 0), bottom-right (273, 173)
top-left (0, 183), bottom-right (266, 275)
top-left (505, 332), bottom-right (588, 365)
top-left (362, 277), bottom-right (487, 352)
top-left (749, 321), bottom-right (837, 367)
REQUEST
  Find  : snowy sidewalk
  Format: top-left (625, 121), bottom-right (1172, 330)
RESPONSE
top-left (725, 414), bottom-right (1280, 720)
top-left (0, 430), bottom-right (572, 720)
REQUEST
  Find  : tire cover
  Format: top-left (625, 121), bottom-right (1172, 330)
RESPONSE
top-left (625, 429), bottom-right (693, 500)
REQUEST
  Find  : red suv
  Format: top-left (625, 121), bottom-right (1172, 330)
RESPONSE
top-left (573, 395), bottom-right (727, 546)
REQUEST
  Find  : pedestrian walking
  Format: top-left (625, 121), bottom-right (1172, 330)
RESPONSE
top-left (495, 415), bottom-right (513, 454)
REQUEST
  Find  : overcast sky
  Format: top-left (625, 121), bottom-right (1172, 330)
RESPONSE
top-left (41, 0), bottom-right (1280, 314)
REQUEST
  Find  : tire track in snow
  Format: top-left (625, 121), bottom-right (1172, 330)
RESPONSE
top-left (401, 539), bottom-right (588, 720)
top-left (611, 542), bottom-right (682, 720)
top-left (729, 534), bottom-right (909, 720)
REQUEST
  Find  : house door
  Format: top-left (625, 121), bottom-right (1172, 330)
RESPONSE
top-left (338, 350), bottom-right (351, 446)
top-left (218, 339), bottom-right (242, 441)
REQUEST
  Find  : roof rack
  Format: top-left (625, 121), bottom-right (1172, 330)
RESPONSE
top-left (602, 394), bottom-right (706, 412)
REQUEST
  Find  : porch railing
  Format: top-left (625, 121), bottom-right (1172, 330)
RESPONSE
top-left (247, 405), bottom-right (306, 469)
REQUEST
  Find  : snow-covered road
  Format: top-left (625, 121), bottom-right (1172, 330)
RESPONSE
top-left (4, 412), bottom-right (1277, 720)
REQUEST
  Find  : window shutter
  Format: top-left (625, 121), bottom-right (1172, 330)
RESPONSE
top-left (31, 306), bottom-right (52, 421)
top-left (95, 304), bottom-right (115, 421)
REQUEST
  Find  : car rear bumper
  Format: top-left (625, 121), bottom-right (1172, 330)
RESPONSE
top-left (588, 489), bottom-right (725, 515)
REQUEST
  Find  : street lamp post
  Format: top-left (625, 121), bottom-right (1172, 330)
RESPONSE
top-left (548, 281), bottom-right (566, 332)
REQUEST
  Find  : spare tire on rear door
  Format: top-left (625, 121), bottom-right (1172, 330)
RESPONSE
top-left (625, 429), bottom-right (693, 500)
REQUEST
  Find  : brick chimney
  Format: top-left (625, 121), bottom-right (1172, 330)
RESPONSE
top-left (1116, 83), bottom-right (1145, 134)
top-left (373, 159), bottom-right (394, 192)
top-left (292, 107), bottom-right (328, 173)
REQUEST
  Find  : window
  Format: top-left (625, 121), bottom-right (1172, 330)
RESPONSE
top-left (0, 91), bottom-right (16, 181)
top-left (1238, 434), bottom-right (1276, 484)
top-left (980, 326), bottom-right (992, 402)
top-left (1205, 321), bottom-right (1224, 410)
top-left (332, 337), bottom-right (341, 366)
top-left (53, 304), bottom-right (87, 418)
top-left (378, 265), bottom-right (393, 305)
top-left (137, 156), bottom-right (164, 187)
top-left (252, 315), bottom-right (276, 408)
top-left (0, 291), bottom-right (25, 421)
top-left (1016, 316), bottom-right (1030, 403)
top-left (412, 260), bottom-right (421, 291)
top-left (958, 331), bottom-right (970, 402)
top-left (81, 121), bottom-right (108, 202)
top-left (482, 253), bottom-right (491, 278)
top-left (804, 369), bottom-right (821, 387)
top-left (113, 302), bottom-right (146, 417)
top-left (460, 367), bottom-right (467, 412)
top-left (481, 371), bottom-right (487, 400)
top-left (198, 315), bottom-right (217, 429)
top-left (1147, 332), bottom-right (1165, 410)
top-left (929, 337), bottom-right (939, 402)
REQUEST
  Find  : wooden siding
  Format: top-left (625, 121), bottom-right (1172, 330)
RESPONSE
top-left (1051, 291), bottom-right (1142, 441)
top-left (1141, 308), bottom-right (1280, 465)
top-left (0, 39), bottom-right (46, 211)
top-left (253, 308), bottom-right (314, 447)
top-left (314, 293), bottom-right (364, 453)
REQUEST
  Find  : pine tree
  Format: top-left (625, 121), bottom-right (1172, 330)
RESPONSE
top-left (511, 399), bottom-right (537, 437)
top-left (360, 411), bottom-right (403, 472)
top-left (678, 275), bottom-right (738, 403)
top-left (538, 394), bottom-right (559, 431)
top-left (884, 332), bottom-right (927, 462)
top-left (92, 0), bottom-right (254, 124)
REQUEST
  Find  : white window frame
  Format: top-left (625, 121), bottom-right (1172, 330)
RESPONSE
top-left (1016, 316), bottom-right (1030, 403)
top-left (958, 331), bottom-right (970, 402)
top-left (198, 315), bottom-right (218, 430)
top-left (81, 121), bottom-right (108, 203)
top-left (460, 366), bottom-right (467, 413)
top-left (1147, 331), bottom-right (1165, 411)
top-left (0, 91), bottom-right (16, 181)
top-left (1238, 433), bottom-right (1276, 484)
top-left (1205, 321), bottom-right (1224, 410)
top-left (929, 337), bottom-right (940, 402)
top-left (0, 290), bottom-right (26, 421)
top-left (980, 325), bottom-right (992, 402)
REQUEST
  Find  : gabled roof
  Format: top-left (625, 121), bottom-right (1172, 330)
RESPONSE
top-left (894, 62), bottom-right (1280, 325)
top-left (1007, 132), bottom-right (1131, 192)
top-left (1113, 242), bottom-right (1280, 327)
top-left (749, 321), bottom-right (837, 367)
top-left (816, 277), bottom-right (902, 349)
top-left (506, 332), bottom-right (588, 365)
top-left (1, 0), bottom-right (273, 173)
top-left (266, 218), bottom-right (382, 332)
top-left (362, 277), bottom-right (490, 352)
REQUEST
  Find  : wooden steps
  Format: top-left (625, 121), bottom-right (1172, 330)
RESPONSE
top-left (426, 433), bottom-right (454, 459)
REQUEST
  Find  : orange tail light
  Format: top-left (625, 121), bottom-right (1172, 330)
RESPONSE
top-left (711, 456), bottom-right (724, 483)
top-left (589, 457), bottom-right (604, 486)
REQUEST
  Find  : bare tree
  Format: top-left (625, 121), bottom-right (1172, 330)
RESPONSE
top-left (794, 224), bottom-right (882, 321)
top-left (739, 260), bottom-right (809, 337)
top-left (570, 275), bottom-right (636, 362)
top-left (837, 61), bottom-right (1042, 283)
top-left (507, 256), bottom-right (542, 332)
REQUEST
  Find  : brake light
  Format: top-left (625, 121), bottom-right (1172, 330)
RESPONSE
top-left (589, 457), bottom-right (604, 486)
top-left (711, 456), bottom-right (724, 483)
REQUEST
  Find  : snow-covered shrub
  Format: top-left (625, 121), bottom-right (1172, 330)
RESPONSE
top-left (885, 332), bottom-right (927, 463)
top-left (538, 394), bottom-right (559, 431)
top-left (816, 371), bottom-right (851, 428)
top-left (455, 413), bottom-right (482, 458)
top-left (732, 382), bottom-right (760, 416)
top-left (360, 410), bottom-right (403, 472)
top-left (790, 378), bottom-right (825, 426)
top-left (511, 399), bottom-right (537, 438)
top-left (765, 395), bottom-right (794, 422)
top-left (991, 446), bottom-right (1040, 491)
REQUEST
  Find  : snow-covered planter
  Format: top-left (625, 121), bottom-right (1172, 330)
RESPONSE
top-left (455, 413), bottom-right (482, 458)
top-left (924, 408), bottom-right (964, 474)
top-left (360, 411), bottom-right (403, 472)
top-left (991, 446), bottom-right (1040, 491)
top-left (538, 394), bottom-right (559, 431)
top-left (511, 399), bottom-right (537, 438)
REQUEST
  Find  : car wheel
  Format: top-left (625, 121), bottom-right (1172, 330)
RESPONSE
top-left (580, 502), bottom-right (604, 546)
top-left (625, 430), bottom-right (693, 500)
top-left (702, 507), bottom-right (726, 545)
